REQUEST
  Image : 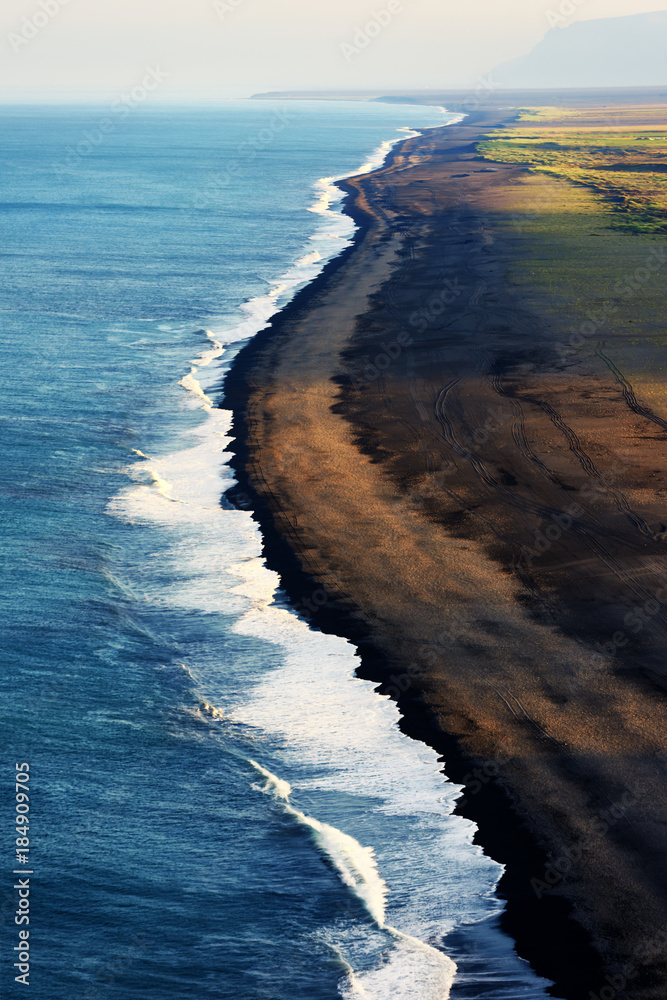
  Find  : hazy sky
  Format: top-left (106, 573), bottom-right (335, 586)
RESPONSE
top-left (2, 0), bottom-right (665, 102)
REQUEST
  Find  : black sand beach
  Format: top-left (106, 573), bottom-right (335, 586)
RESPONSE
top-left (225, 97), bottom-right (667, 999)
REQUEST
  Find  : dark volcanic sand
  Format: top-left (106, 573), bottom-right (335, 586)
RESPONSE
top-left (225, 107), bottom-right (667, 999)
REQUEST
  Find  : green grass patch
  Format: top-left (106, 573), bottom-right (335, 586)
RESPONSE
top-left (478, 127), bottom-right (667, 234)
top-left (515, 107), bottom-right (581, 122)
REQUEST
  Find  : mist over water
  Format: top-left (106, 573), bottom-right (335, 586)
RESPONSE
top-left (0, 100), bottom-right (551, 998)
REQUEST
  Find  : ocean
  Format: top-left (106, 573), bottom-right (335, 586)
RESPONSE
top-left (0, 100), bottom-right (553, 999)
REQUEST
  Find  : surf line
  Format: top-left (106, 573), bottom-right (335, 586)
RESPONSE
top-left (249, 760), bottom-right (457, 995)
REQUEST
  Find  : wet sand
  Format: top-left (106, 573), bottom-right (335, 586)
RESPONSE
top-left (225, 106), bottom-right (667, 999)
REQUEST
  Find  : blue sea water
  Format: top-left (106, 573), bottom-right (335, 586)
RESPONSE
top-left (0, 101), bottom-right (553, 999)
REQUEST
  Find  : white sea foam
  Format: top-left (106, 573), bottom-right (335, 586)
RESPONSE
top-left (308, 131), bottom-right (418, 222)
top-left (251, 760), bottom-right (389, 926)
top-left (251, 759), bottom-right (293, 802)
top-left (194, 114), bottom-right (455, 356)
top-left (109, 113), bottom-right (549, 1000)
top-left (295, 249), bottom-right (322, 268)
top-left (339, 932), bottom-right (456, 1000)
top-left (251, 761), bottom-right (457, 1000)
top-left (146, 467), bottom-right (178, 502)
top-left (108, 118), bottom-right (476, 999)
top-left (306, 111), bottom-right (456, 222)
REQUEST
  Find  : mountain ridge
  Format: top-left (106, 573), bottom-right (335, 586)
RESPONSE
top-left (493, 11), bottom-right (667, 88)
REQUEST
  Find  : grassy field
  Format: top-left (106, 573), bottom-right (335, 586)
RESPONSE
top-left (478, 107), bottom-right (667, 234)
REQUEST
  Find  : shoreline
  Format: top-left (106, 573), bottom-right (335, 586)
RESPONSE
top-left (222, 111), bottom-right (594, 995)
top-left (223, 106), bottom-right (667, 999)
